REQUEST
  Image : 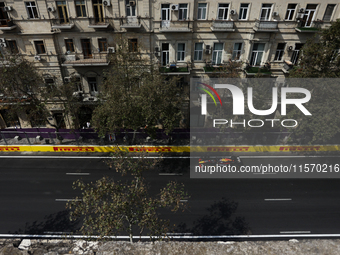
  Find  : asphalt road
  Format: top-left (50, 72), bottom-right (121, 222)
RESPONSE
top-left (0, 156), bottom-right (340, 236)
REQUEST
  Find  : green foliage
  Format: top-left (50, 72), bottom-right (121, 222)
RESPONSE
top-left (91, 38), bottom-right (184, 137)
top-left (287, 20), bottom-right (340, 142)
top-left (67, 150), bottom-right (189, 243)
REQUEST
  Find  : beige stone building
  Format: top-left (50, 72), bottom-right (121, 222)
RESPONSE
top-left (0, 0), bottom-right (338, 128)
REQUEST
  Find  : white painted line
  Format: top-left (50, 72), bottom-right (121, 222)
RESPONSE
top-left (66, 173), bottom-right (90, 175)
top-left (44, 232), bottom-right (72, 234)
top-left (159, 173), bottom-right (183, 176)
top-left (166, 233), bottom-right (193, 236)
top-left (55, 199), bottom-right (82, 202)
top-left (280, 231), bottom-right (311, 234)
top-left (265, 198), bottom-right (292, 201)
top-left (2, 233), bottom-right (340, 239)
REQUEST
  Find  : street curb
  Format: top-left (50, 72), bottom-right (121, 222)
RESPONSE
top-left (0, 145), bottom-right (339, 153)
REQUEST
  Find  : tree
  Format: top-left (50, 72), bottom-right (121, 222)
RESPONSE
top-left (67, 151), bottom-right (189, 243)
top-left (0, 53), bottom-right (83, 130)
top-left (286, 20), bottom-right (340, 143)
top-left (91, 38), bottom-right (184, 138)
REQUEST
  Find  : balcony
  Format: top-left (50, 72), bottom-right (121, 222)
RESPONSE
top-left (51, 18), bottom-right (74, 29)
top-left (244, 65), bottom-right (272, 76)
top-left (210, 20), bottom-right (235, 32)
top-left (253, 20), bottom-right (278, 32)
top-left (0, 19), bottom-right (17, 30)
top-left (295, 20), bottom-right (322, 33)
top-left (159, 63), bottom-right (190, 75)
top-left (120, 16), bottom-right (142, 29)
top-left (282, 60), bottom-right (294, 73)
top-left (61, 53), bottom-right (110, 67)
top-left (88, 17), bottom-right (110, 28)
top-left (159, 20), bottom-right (192, 33)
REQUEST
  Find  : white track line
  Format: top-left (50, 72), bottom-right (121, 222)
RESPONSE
top-left (1, 233), bottom-right (340, 239)
top-left (265, 198), bottom-right (292, 201)
top-left (55, 199), bottom-right (82, 202)
top-left (159, 173), bottom-right (183, 176)
top-left (280, 231), bottom-right (311, 234)
top-left (66, 173), bottom-right (90, 175)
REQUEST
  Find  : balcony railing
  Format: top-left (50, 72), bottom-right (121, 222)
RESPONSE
top-left (210, 20), bottom-right (235, 32)
top-left (0, 19), bottom-right (17, 30)
top-left (159, 20), bottom-right (192, 32)
top-left (51, 18), bottom-right (74, 29)
top-left (253, 20), bottom-right (278, 32)
top-left (61, 53), bottom-right (110, 66)
top-left (295, 20), bottom-right (321, 32)
top-left (88, 17), bottom-right (110, 28)
top-left (159, 63), bottom-right (190, 75)
top-left (120, 16), bottom-right (142, 29)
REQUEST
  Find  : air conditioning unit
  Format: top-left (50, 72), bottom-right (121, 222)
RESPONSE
top-left (171, 4), bottom-right (179, 11)
top-left (47, 6), bottom-right (55, 12)
top-left (0, 42), bottom-right (7, 48)
top-left (34, 55), bottom-right (41, 61)
top-left (288, 46), bottom-right (293, 51)
top-left (156, 52), bottom-right (160, 57)
top-left (103, 0), bottom-right (111, 7)
top-left (299, 8), bottom-right (305, 13)
top-left (72, 91), bottom-right (82, 97)
top-left (155, 46), bottom-right (160, 52)
top-left (65, 55), bottom-right (76, 61)
top-left (0, 38), bottom-right (5, 43)
top-left (107, 47), bottom-right (115, 53)
top-left (129, 1), bottom-right (136, 7)
top-left (66, 51), bottom-right (71, 55)
top-left (205, 45), bottom-right (211, 54)
top-left (4, 6), bottom-right (12, 12)
top-left (64, 77), bottom-right (71, 83)
top-left (273, 11), bottom-right (279, 16)
top-left (84, 97), bottom-right (98, 102)
top-left (296, 13), bottom-right (304, 19)
top-left (230, 9), bottom-right (236, 15)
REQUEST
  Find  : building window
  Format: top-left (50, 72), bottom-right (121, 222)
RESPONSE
top-left (232, 43), bottom-right (242, 60)
top-left (81, 39), bottom-right (92, 59)
top-left (126, 0), bottom-right (136, 16)
top-left (56, 1), bottom-right (69, 23)
top-left (302, 4), bottom-right (317, 27)
top-left (65, 39), bottom-right (74, 52)
top-left (217, 3), bottom-right (229, 20)
top-left (128, 38), bottom-right (137, 52)
top-left (98, 38), bottom-right (108, 52)
top-left (177, 43), bottom-right (185, 61)
top-left (194, 43), bottom-right (203, 61)
top-left (25, 2), bottom-right (39, 19)
top-left (7, 40), bottom-right (19, 54)
top-left (285, 4), bottom-right (297, 20)
top-left (75, 0), bottom-right (87, 17)
top-left (198, 3), bottom-right (207, 20)
top-left (162, 43), bottom-right (169, 66)
top-left (250, 43), bottom-right (265, 66)
top-left (239, 3), bottom-right (249, 20)
top-left (44, 78), bottom-right (55, 92)
top-left (34, 41), bottom-right (46, 54)
top-left (93, 0), bottom-right (104, 23)
top-left (88, 77), bottom-right (97, 92)
top-left (260, 4), bottom-right (272, 21)
top-left (212, 43), bottom-right (223, 65)
top-left (291, 43), bottom-right (303, 64)
top-left (73, 76), bottom-right (82, 92)
top-left (179, 4), bottom-right (188, 20)
top-left (323, 4), bottom-right (335, 21)
top-left (274, 43), bottom-right (285, 61)
top-left (161, 4), bottom-right (170, 21)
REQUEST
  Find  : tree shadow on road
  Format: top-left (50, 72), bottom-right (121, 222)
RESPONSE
top-left (176, 197), bottom-right (250, 235)
top-left (10, 210), bottom-right (80, 235)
